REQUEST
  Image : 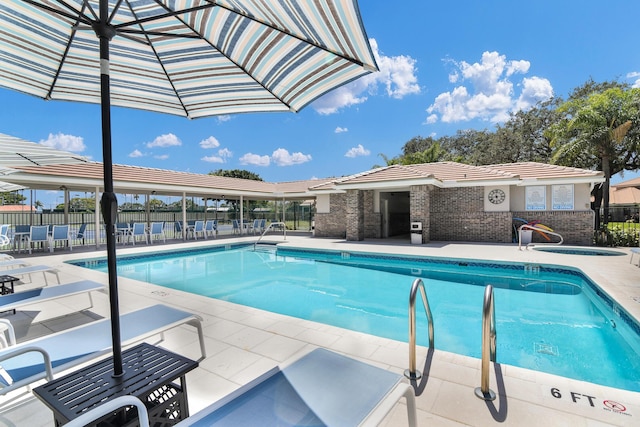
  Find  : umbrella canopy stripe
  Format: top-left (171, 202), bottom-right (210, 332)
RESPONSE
top-left (0, 1), bottom-right (377, 118)
top-left (0, 133), bottom-right (89, 166)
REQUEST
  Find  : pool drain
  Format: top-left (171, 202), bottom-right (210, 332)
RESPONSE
top-left (535, 342), bottom-right (559, 356)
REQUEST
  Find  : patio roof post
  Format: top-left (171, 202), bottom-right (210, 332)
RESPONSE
top-left (240, 195), bottom-right (244, 234)
top-left (145, 194), bottom-right (150, 227)
top-left (94, 187), bottom-right (100, 248)
top-left (63, 188), bottom-right (69, 224)
top-left (182, 192), bottom-right (187, 241)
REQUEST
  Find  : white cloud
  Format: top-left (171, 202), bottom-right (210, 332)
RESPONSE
top-left (312, 38), bottom-right (419, 115)
top-left (154, 154), bottom-right (169, 160)
top-left (217, 115), bottom-right (231, 123)
top-left (627, 71), bottom-right (640, 88)
top-left (146, 133), bottom-right (181, 148)
top-left (345, 144), bottom-right (370, 158)
top-left (426, 51), bottom-right (553, 124)
top-left (199, 136), bottom-right (220, 149)
top-left (335, 126), bottom-right (348, 133)
top-left (129, 149), bottom-right (144, 158)
top-left (39, 133), bottom-right (86, 152)
top-left (201, 148), bottom-right (233, 163)
top-left (240, 153), bottom-right (271, 166)
top-left (272, 148), bottom-right (312, 166)
top-left (218, 148), bottom-right (232, 159)
top-left (201, 155), bottom-right (224, 163)
top-left (240, 148), bottom-right (312, 167)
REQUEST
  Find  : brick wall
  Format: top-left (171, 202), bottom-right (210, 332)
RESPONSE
top-left (410, 185), bottom-right (431, 243)
top-left (346, 189), bottom-right (364, 241)
top-left (512, 211), bottom-right (594, 245)
top-left (314, 193), bottom-right (347, 238)
top-left (363, 190), bottom-right (382, 238)
top-left (430, 187), bottom-right (512, 242)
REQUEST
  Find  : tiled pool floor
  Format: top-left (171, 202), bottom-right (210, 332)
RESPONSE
top-left (0, 236), bottom-right (638, 426)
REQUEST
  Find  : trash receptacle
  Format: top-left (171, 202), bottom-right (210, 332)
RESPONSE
top-left (410, 222), bottom-right (422, 245)
top-left (520, 230), bottom-right (533, 244)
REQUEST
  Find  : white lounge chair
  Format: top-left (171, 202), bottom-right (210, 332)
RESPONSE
top-left (0, 259), bottom-right (29, 269)
top-left (0, 304), bottom-right (206, 396)
top-left (0, 264), bottom-right (60, 286)
top-left (0, 280), bottom-right (105, 315)
top-left (55, 348), bottom-right (416, 427)
top-left (174, 348), bottom-right (417, 426)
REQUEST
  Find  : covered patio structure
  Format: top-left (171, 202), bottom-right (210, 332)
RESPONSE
top-left (1, 162), bottom-right (321, 247)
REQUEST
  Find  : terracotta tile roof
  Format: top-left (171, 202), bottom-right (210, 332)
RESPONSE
top-left (6, 161), bottom-right (605, 197)
top-left (312, 162), bottom-right (602, 190)
top-left (485, 162), bottom-right (603, 180)
top-left (613, 176), bottom-right (640, 188)
top-left (610, 186), bottom-right (640, 205)
top-left (11, 163), bottom-right (322, 198)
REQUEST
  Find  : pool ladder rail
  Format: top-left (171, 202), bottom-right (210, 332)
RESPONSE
top-left (475, 285), bottom-right (497, 401)
top-left (404, 278), bottom-right (434, 380)
top-left (404, 279), bottom-right (498, 401)
top-left (518, 223), bottom-right (564, 251)
top-left (254, 221), bottom-right (287, 249)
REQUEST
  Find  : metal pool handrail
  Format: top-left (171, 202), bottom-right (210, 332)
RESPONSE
top-left (404, 278), bottom-right (434, 380)
top-left (475, 285), bottom-right (497, 401)
top-left (518, 223), bottom-right (564, 250)
top-left (254, 221), bottom-right (287, 249)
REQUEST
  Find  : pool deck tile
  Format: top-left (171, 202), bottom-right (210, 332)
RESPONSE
top-left (0, 236), bottom-right (638, 426)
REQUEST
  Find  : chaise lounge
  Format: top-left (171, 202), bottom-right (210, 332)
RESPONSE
top-left (0, 304), bottom-right (206, 396)
top-left (62, 348), bottom-right (417, 427)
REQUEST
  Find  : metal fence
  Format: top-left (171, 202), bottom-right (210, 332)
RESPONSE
top-left (0, 206), bottom-right (314, 248)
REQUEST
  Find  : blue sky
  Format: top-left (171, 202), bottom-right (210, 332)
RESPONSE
top-left (2, 0), bottom-right (640, 208)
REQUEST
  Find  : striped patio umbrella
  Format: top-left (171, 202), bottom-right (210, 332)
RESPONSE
top-left (0, 133), bottom-right (88, 166)
top-left (0, 1), bottom-right (378, 375)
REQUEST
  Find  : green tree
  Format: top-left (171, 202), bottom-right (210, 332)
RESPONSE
top-left (209, 169), bottom-right (263, 181)
top-left (0, 192), bottom-right (27, 205)
top-left (548, 85), bottom-right (640, 227)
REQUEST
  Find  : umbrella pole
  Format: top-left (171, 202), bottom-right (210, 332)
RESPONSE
top-left (96, 1), bottom-right (123, 377)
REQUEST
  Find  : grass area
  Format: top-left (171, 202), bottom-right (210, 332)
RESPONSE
top-left (608, 222), bottom-right (640, 230)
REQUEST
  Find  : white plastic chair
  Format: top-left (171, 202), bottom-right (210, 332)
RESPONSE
top-left (148, 222), bottom-right (165, 244)
top-left (192, 220), bottom-right (206, 239)
top-left (130, 223), bottom-right (148, 245)
top-left (49, 224), bottom-right (72, 252)
top-left (204, 220), bottom-right (217, 239)
top-left (26, 225), bottom-right (49, 254)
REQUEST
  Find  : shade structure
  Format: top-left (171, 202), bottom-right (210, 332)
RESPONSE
top-left (0, 133), bottom-right (89, 167)
top-left (0, 1), bottom-right (378, 376)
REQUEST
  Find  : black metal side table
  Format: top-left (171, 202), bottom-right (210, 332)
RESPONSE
top-left (0, 275), bottom-right (18, 295)
top-left (34, 342), bottom-right (198, 426)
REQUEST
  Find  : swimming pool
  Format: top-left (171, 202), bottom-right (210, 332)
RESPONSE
top-left (71, 244), bottom-right (640, 392)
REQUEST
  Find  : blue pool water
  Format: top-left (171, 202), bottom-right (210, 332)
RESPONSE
top-left (71, 244), bottom-right (640, 392)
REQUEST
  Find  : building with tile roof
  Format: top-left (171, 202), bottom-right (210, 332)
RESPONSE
top-left (311, 162), bottom-right (604, 245)
top-left (3, 161), bottom-right (604, 244)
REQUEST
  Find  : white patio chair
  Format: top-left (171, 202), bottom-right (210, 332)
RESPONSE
top-left (49, 224), bottom-right (72, 252)
top-left (148, 222), bottom-right (166, 244)
top-left (232, 219), bottom-right (241, 235)
top-left (192, 220), bottom-right (206, 240)
top-left (130, 222), bottom-right (148, 245)
top-left (26, 225), bottom-right (49, 254)
top-left (204, 220), bottom-right (217, 239)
